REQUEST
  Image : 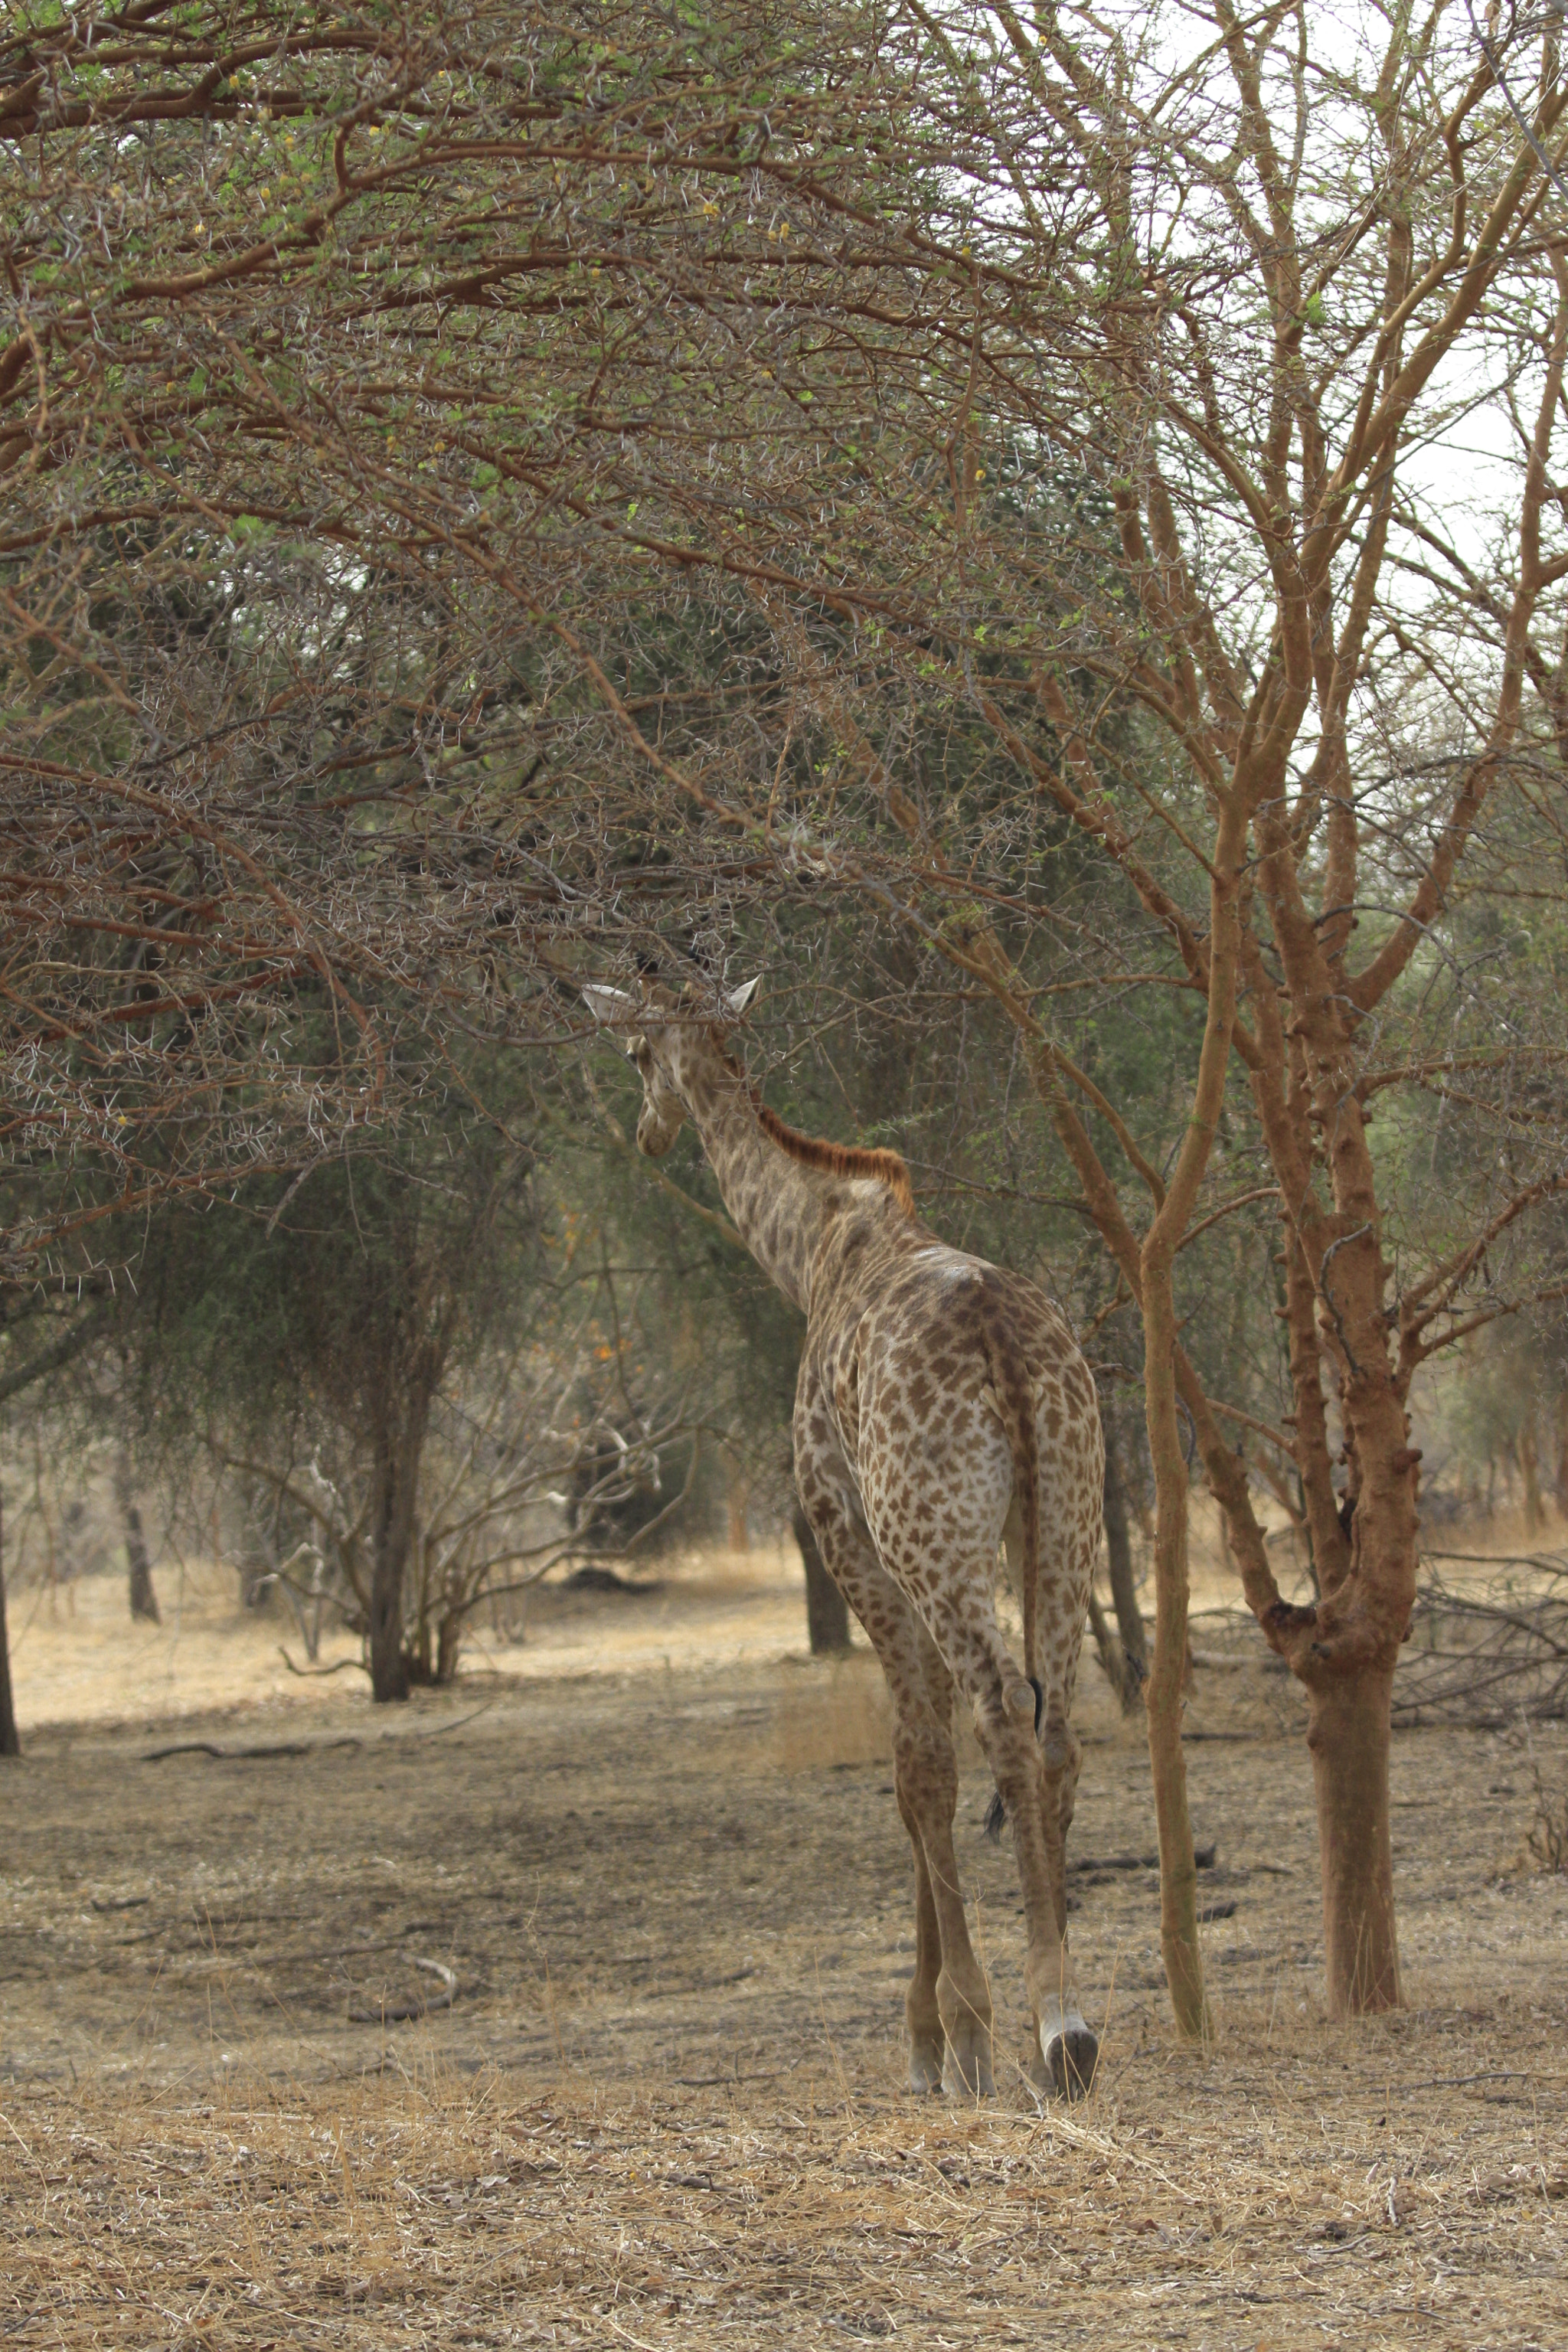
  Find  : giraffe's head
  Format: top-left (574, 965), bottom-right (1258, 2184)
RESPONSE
top-left (582, 976), bottom-right (760, 1160)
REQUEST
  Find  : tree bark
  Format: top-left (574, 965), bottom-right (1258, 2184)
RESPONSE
top-left (1102, 1435), bottom-right (1146, 1707)
top-left (1307, 1665), bottom-right (1400, 2013)
top-left (1141, 1266), bottom-right (1212, 2042)
top-left (116, 1452), bottom-right (161, 1624)
top-left (368, 1406), bottom-right (426, 1704)
top-left (436, 1609), bottom-right (463, 1685)
top-left (1085, 1586), bottom-right (1133, 1706)
top-left (727, 1469), bottom-right (750, 1554)
top-left (0, 1482), bottom-right (20, 1758)
top-left (795, 1497), bottom-right (852, 1655)
top-left (1520, 1421), bottom-right (1544, 1531)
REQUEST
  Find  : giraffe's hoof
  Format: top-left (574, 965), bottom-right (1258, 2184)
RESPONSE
top-left (907, 2044), bottom-right (945, 2096)
top-left (941, 2042), bottom-right (996, 2100)
top-left (1037, 2014), bottom-right (1099, 2102)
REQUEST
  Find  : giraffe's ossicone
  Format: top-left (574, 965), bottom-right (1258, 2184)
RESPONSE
top-left (585, 978), bottom-right (1105, 2099)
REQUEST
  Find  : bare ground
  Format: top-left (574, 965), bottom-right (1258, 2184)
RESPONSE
top-left (2, 1549), bottom-right (1566, 2347)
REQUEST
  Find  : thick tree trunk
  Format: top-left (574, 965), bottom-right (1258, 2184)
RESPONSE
top-left (116, 1453), bottom-right (161, 1624)
top-left (1307, 1665), bottom-right (1400, 2013)
top-left (0, 1483), bottom-right (20, 1758)
top-left (1102, 1437), bottom-right (1146, 1707)
top-left (795, 1498), bottom-right (852, 1655)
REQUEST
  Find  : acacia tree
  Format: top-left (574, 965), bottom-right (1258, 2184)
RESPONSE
top-left (13, 0), bottom-right (1568, 2033)
top-left (437, 2), bottom-right (1568, 2024)
top-left (606, 4), bottom-right (1568, 2020)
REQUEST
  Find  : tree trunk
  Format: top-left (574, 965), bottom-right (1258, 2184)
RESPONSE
top-left (116, 1452), bottom-right (161, 1624)
top-left (1554, 1390), bottom-right (1568, 1516)
top-left (1102, 1436), bottom-right (1146, 1706)
top-left (1085, 1586), bottom-right (1133, 1704)
top-left (368, 1403), bottom-right (427, 1704)
top-left (1306, 1665), bottom-right (1401, 2013)
top-left (795, 1498), bottom-right (852, 1655)
top-left (1520, 1420), bottom-right (1544, 1532)
top-left (727, 1470), bottom-right (750, 1554)
top-left (0, 1482), bottom-right (21, 1758)
top-left (1141, 1262), bottom-right (1212, 2042)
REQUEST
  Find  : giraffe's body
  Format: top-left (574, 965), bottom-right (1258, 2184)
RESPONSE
top-left (586, 984), bottom-right (1105, 2096)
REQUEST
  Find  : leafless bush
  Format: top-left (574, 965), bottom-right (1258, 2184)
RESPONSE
top-left (1393, 1555), bottom-right (1568, 1729)
top-left (1525, 1762), bottom-right (1568, 1873)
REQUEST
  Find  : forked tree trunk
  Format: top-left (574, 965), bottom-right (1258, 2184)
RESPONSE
top-left (795, 1497), bottom-right (852, 1655)
top-left (116, 1453), bottom-right (161, 1624)
top-left (0, 1485), bottom-right (20, 1759)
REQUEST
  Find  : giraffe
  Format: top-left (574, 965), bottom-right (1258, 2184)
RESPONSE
top-left (584, 978), bottom-right (1105, 2099)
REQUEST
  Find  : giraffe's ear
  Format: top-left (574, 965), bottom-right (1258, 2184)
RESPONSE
top-left (582, 984), bottom-right (636, 1024)
top-left (724, 975), bottom-right (762, 1018)
top-left (581, 985), bottom-right (642, 1057)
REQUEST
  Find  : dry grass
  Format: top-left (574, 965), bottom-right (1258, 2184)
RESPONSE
top-left (4, 2019), bottom-right (1565, 2350)
top-left (1, 1545), bottom-right (820, 1737)
top-left (4, 1531), bottom-right (1568, 2346)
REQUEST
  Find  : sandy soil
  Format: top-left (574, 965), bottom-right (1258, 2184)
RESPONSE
top-left (2, 1547), bottom-right (1566, 2347)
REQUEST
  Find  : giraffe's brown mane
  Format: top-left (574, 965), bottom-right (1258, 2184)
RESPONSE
top-left (705, 1033), bottom-right (915, 1215)
top-left (754, 1103), bottom-right (916, 1215)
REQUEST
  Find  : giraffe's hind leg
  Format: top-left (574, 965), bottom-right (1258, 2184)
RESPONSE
top-left (1003, 1481), bottom-right (1100, 2099)
top-left (794, 1462), bottom-right (991, 2095)
top-left (871, 1482), bottom-right (1094, 2104)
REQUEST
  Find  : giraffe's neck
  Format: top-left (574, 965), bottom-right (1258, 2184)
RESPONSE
top-left (668, 1035), bottom-right (835, 1312)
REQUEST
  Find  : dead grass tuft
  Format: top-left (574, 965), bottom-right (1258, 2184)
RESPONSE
top-left (1525, 1762), bottom-right (1568, 1873)
top-left (3, 2019), bottom-right (1566, 2350)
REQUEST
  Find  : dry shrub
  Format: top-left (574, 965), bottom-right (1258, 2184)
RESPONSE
top-left (1525, 1762), bottom-right (1568, 1873)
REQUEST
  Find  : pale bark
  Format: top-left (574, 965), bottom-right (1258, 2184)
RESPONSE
top-left (1102, 1437), bottom-right (1146, 1705)
top-left (116, 1452), bottom-right (161, 1625)
top-left (0, 1483), bottom-right (19, 1759)
top-left (1521, 1423), bottom-right (1545, 1532)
